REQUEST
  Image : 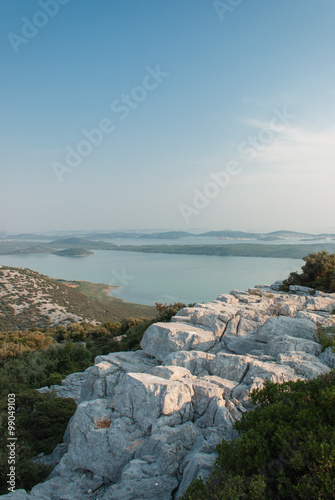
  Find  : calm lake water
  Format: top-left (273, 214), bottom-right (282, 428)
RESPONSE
top-left (0, 250), bottom-right (303, 305)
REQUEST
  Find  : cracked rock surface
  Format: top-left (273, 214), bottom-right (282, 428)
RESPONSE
top-left (2, 285), bottom-right (335, 499)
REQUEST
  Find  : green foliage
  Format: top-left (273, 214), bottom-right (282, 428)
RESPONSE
top-left (316, 326), bottom-right (335, 353)
top-left (182, 372), bottom-right (335, 500)
top-left (155, 302), bottom-right (191, 322)
top-left (281, 251), bottom-right (335, 292)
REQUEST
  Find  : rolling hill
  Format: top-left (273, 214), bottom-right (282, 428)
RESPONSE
top-left (0, 266), bottom-right (155, 331)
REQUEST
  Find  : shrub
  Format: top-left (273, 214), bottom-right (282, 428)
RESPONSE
top-left (316, 326), bottom-right (335, 352)
top-left (281, 251), bottom-right (335, 292)
top-left (182, 372), bottom-right (335, 499)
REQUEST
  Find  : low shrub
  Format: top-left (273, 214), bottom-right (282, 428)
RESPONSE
top-left (182, 372), bottom-right (335, 499)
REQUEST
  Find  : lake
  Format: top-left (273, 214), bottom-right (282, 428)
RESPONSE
top-left (0, 250), bottom-right (302, 305)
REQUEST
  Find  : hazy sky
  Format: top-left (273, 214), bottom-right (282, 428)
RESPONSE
top-left (1, 0), bottom-right (335, 234)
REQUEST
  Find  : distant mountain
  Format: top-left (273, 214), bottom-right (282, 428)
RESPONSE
top-left (199, 230), bottom-right (262, 239)
top-left (5, 233), bottom-right (51, 240)
top-left (84, 232), bottom-right (143, 240)
top-left (48, 238), bottom-right (115, 250)
top-left (266, 230), bottom-right (312, 238)
top-left (139, 231), bottom-right (192, 240)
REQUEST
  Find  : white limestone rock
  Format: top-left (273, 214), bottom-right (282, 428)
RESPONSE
top-left (278, 352), bottom-right (331, 379)
top-left (38, 372), bottom-right (87, 404)
top-left (112, 373), bottom-right (194, 431)
top-left (80, 351), bottom-right (157, 403)
top-left (176, 452), bottom-right (216, 498)
top-left (103, 474), bottom-right (178, 500)
top-left (255, 316), bottom-right (316, 342)
top-left (242, 359), bottom-right (299, 386)
top-left (265, 334), bottom-right (322, 358)
top-left (210, 353), bottom-right (251, 382)
top-left (163, 351), bottom-right (215, 376)
top-left (141, 322), bottom-right (216, 361)
top-left (319, 347), bottom-right (335, 369)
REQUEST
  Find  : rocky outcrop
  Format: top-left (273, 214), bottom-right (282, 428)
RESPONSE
top-left (2, 285), bottom-right (335, 500)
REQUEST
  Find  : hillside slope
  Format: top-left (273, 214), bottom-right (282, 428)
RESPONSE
top-left (0, 266), bottom-right (155, 331)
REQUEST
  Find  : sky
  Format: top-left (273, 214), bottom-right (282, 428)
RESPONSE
top-left (1, 0), bottom-right (335, 234)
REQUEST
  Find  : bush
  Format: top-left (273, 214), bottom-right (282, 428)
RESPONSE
top-left (0, 391), bottom-right (76, 493)
top-left (316, 326), bottom-right (335, 352)
top-left (182, 372), bottom-right (335, 500)
top-left (281, 251), bottom-right (335, 292)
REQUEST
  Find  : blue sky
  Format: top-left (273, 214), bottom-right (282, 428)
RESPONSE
top-left (1, 0), bottom-right (335, 233)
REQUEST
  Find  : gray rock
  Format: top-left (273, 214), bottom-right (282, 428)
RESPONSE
top-left (150, 365), bottom-right (194, 381)
top-left (216, 294), bottom-right (239, 304)
top-left (242, 359), bottom-right (299, 386)
top-left (319, 347), bottom-right (335, 369)
top-left (176, 453), bottom-right (216, 498)
top-left (306, 296), bottom-right (335, 313)
top-left (192, 379), bottom-right (223, 417)
top-left (255, 316), bottom-right (316, 342)
top-left (289, 285), bottom-right (314, 293)
top-left (103, 475), bottom-right (178, 500)
top-left (163, 351), bottom-right (215, 376)
top-left (223, 334), bottom-right (266, 356)
top-left (0, 492), bottom-right (31, 499)
top-left (265, 335), bottom-right (321, 358)
top-left (270, 280), bottom-right (283, 291)
top-left (141, 322), bottom-right (216, 361)
top-left (210, 353), bottom-right (251, 382)
top-left (224, 316), bottom-right (240, 336)
top-left (38, 372), bottom-right (87, 404)
top-left (278, 352), bottom-right (331, 379)
top-left (112, 372), bottom-right (194, 431)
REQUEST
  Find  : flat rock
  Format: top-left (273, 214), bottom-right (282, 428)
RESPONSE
top-left (255, 316), bottom-right (316, 342)
top-left (162, 351), bottom-right (215, 376)
top-left (141, 322), bottom-right (216, 361)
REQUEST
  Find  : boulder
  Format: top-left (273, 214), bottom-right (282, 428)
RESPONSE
top-left (319, 347), bottom-right (335, 369)
top-left (141, 322), bottom-right (216, 361)
top-left (38, 372), bottom-right (87, 404)
top-left (176, 453), bottom-right (216, 498)
top-left (277, 352), bottom-right (331, 379)
top-left (255, 316), bottom-right (316, 342)
top-left (210, 353), bottom-right (251, 382)
top-left (112, 373), bottom-right (194, 431)
top-left (162, 351), bottom-right (215, 376)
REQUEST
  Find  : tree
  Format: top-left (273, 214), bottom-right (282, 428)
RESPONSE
top-left (281, 251), bottom-right (335, 292)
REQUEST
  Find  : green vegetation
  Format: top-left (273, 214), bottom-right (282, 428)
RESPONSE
top-left (52, 248), bottom-right (94, 257)
top-left (182, 371), bottom-right (335, 500)
top-left (112, 243), bottom-right (335, 259)
top-left (0, 302), bottom-right (186, 493)
top-left (316, 325), bottom-right (335, 353)
top-left (281, 251), bottom-right (335, 292)
top-left (2, 240), bottom-right (335, 259)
